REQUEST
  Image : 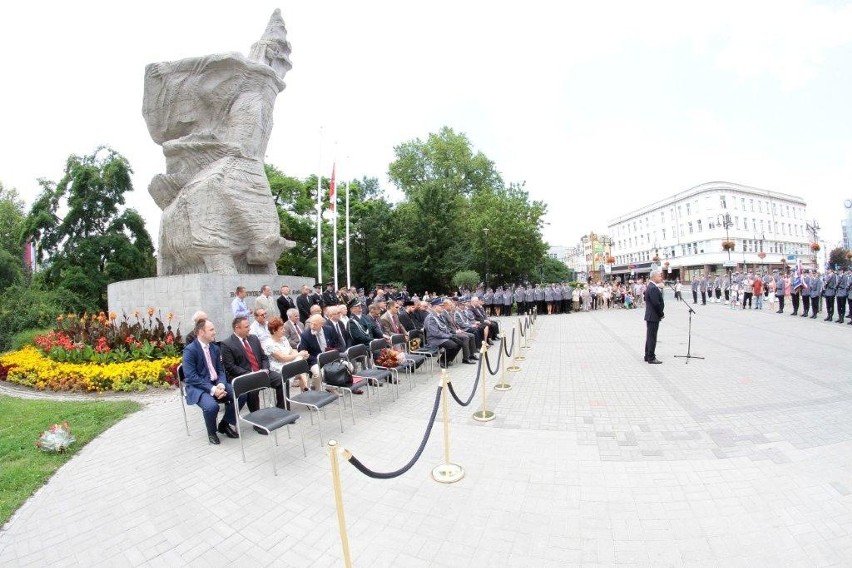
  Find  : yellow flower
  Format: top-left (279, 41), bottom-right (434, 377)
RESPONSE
top-left (167, 312), bottom-right (173, 321)
top-left (108, 311), bottom-right (117, 321)
top-left (147, 307), bottom-right (155, 317)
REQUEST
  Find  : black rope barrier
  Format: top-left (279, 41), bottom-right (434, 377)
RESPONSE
top-left (446, 357), bottom-right (482, 407)
top-left (502, 329), bottom-right (515, 358)
top-left (483, 346), bottom-right (502, 375)
top-left (345, 386), bottom-right (443, 479)
top-left (518, 319), bottom-right (526, 338)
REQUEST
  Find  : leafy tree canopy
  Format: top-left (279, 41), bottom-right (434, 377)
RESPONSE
top-left (20, 147), bottom-right (156, 310)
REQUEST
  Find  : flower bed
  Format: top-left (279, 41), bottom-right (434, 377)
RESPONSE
top-left (0, 346), bottom-right (179, 392)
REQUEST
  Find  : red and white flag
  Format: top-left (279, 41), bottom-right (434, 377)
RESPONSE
top-left (329, 163), bottom-right (336, 213)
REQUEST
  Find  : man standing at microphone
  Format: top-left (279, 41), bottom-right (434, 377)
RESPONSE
top-left (644, 269), bottom-right (665, 364)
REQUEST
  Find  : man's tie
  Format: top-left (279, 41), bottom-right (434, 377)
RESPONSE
top-left (336, 321), bottom-right (347, 346)
top-left (242, 338), bottom-right (261, 371)
top-left (202, 344), bottom-right (218, 382)
top-left (316, 330), bottom-right (327, 351)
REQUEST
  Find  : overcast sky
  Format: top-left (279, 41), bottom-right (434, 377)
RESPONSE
top-left (1, 0), bottom-right (850, 250)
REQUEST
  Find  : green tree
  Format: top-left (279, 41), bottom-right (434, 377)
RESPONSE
top-left (538, 255), bottom-right (571, 283)
top-left (20, 147), bottom-right (156, 310)
top-left (451, 269), bottom-right (480, 291)
top-left (388, 126), bottom-right (512, 292)
top-left (829, 247), bottom-right (850, 270)
top-left (0, 182), bottom-right (25, 258)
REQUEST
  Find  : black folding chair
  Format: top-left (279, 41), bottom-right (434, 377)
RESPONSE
top-left (390, 333), bottom-right (425, 384)
top-left (347, 343), bottom-right (394, 404)
top-left (231, 370), bottom-right (305, 476)
top-left (281, 359), bottom-right (343, 445)
top-left (318, 349), bottom-right (372, 424)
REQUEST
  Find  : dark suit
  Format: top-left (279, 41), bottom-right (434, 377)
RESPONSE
top-left (181, 340), bottom-right (237, 435)
top-left (297, 327), bottom-right (337, 367)
top-left (348, 314), bottom-right (373, 346)
top-left (277, 294), bottom-right (295, 318)
top-left (643, 282), bottom-right (664, 362)
top-left (296, 293), bottom-right (312, 324)
top-left (324, 320), bottom-right (352, 351)
top-left (220, 334), bottom-right (289, 411)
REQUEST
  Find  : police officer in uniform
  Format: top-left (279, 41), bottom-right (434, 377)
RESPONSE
top-left (823, 268), bottom-right (837, 321)
top-left (800, 270), bottom-right (812, 317)
top-left (774, 269), bottom-right (785, 313)
top-left (835, 268), bottom-right (849, 323)
top-left (790, 270), bottom-right (803, 316)
top-left (808, 270), bottom-right (823, 318)
top-left (699, 274), bottom-right (708, 305)
top-left (691, 277), bottom-right (699, 304)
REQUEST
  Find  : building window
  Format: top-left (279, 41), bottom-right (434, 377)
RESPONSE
top-left (720, 195), bottom-right (727, 209)
top-left (786, 205), bottom-right (790, 217)
top-left (741, 197), bottom-right (745, 210)
top-left (749, 198), bottom-right (754, 212)
top-left (688, 222), bottom-right (693, 234)
top-left (743, 218), bottom-right (748, 230)
top-left (661, 211), bottom-right (665, 223)
top-left (686, 203), bottom-right (691, 216)
top-left (697, 220), bottom-right (702, 232)
top-left (735, 216), bottom-right (740, 229)
top-left (760, 220), bottom-right (765, 232)
top-left (662, 228), bottom-right (666, 239)
top-left (772, 202), bottom-right (777, 214)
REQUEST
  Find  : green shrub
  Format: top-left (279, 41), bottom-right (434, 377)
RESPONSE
top-left (0, 282), bottom-right (81, 353)
top-left (10, 328), bottom-right (51, 351)
top-left (451, 270), bottom-right (480, 291)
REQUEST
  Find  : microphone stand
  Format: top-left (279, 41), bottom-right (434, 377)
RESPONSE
top-left (667, 282), bottom-right (704, 363)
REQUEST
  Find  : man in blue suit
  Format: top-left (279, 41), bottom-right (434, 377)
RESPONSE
top-left (182, 319), bottom-right (238, 445)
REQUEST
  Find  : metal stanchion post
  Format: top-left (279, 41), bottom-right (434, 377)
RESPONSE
top-left (431, 371), bottom-right (465, 483)
top-left (521, 316), bottom-right (531, 350)
top-left (327, 440), bottom-right (353, 568)
top-left (494, 336), bottom-right (512, 391)
top-left (512, 320), bottom-right (526, 364)
top-left (525, 312), bottom-right (533, 342)
top-left (472, 345), bottom-right (495, 421)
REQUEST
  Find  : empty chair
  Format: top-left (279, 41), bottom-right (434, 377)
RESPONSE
top-left (408, 330), bottom-right (441, 374)
top-left (177, 364), bottom-right (190, 436)
top-left (390, 333), bottom-right (425, 385)
top-left (280, 358), bottom-right (343, 445)
top-left (231, 370), bottom-right (305, 476)
top-left (318, 349), bottom-right (372, 424)
top-left (348, 343), bottom-right (395, 403)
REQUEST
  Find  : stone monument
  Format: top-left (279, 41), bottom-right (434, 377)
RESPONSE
top-left (109, 10), bottom-right (311, 331)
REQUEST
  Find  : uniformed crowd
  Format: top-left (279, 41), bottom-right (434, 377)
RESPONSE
top-left (685, 267), bottom-right (852, 323)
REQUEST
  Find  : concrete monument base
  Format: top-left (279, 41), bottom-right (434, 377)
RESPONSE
top-left (108, 274), bottom-right (314, 337)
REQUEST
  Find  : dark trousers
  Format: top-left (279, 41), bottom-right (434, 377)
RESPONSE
top-left (700, 291), bottom-right (706, 305)
top-left (644, 321), bottom-right (659, 362)
top-left (716, 290), bottom-right (722, 299)
top-left (825, 296), bottom-right (835, 319)
top-left (724, 290), bottom-right (730, 301)
top-left (506, 303), bottom-right (513, 316)
top-left (810, 296), bottom-right (820, 315)
top-left (435, 339), bottom-right (461, 367)
top-left (791, 291), bottom-right (800, 314)
top-left (836, 296), bottom-right (846, 321)
top-left (692, 290), bottom-right (698, 304)
top-left (742, 292), bottom-right (753, 308)
top-left (198, 383), bottom-right (237, 435)
top-left (776, 295), bottom-right (785, 312)
top-left (801, 295), bottom-right (810, 316)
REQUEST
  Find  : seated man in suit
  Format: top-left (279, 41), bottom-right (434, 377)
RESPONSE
top-left (380, 300), bottom-right (407, 337)
top-left (299, 314), bottom-right (363, 394)
top-left (323, 305), bottom-right (352, 351)
top-left (346, 301), bottom-right (373, 347)
top-left (220, 317), bottom-right (290, 420)
top-left (363, 303), bottom-right (388, 340)
top-left (283, 308), bottom-right (304, 350)
top-left (469, 296), bottom-right (499, 342)
top-left (181, 318), bottom-right (238, 444)
top-left (423, 299), bottom-right (464, 367)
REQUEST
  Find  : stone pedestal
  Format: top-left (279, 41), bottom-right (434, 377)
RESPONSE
top-left (108, 274), bottom-right (314, 337)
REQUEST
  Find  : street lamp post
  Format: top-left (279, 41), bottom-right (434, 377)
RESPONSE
top-left (717, 212), bottom-right (734, 291)
top-left (483, 227), bottom-right (490, 291)
top-left (806, 219), bottom-right (821, 269)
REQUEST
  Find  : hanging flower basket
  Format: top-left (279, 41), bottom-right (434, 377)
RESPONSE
top-left (810, 242), bottom-right (821, 252)
top-left (722, 240), bottom-right (735, 251)
top-left (663, 261), bottom-right (670, 268)
top-left (605, 255), bottom-right (615, 264)
top-left (652, 255), bottom-right (660, 262)
top-left (846, 251), bottom-right (852, 260)
top-left (757, 251), bottom-right (766, 259)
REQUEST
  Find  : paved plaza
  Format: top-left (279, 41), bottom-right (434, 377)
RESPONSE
top-left (2, 290), bottom-right (852, 567)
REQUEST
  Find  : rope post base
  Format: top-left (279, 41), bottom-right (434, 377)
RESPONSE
top-left (494, 338), bottom-right (512, 391)
top-left (432, 462), bottom-right (465, 484)
top-left (509, 321), bottom-right (524, 366)
top-left (327, 440), bottom-right (353, 568)
top-left (432, 371), bottom-right (464, 484)
top-left (472, 346), bottom-right (495, 422)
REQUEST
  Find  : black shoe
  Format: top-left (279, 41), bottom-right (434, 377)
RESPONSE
top-left (208, 433), bottom-right (221, 445)
top-left (776, 310), bottom-right (783, 314)
top-left (351, 389), bottom-right (364, 395)
top-left (648, 359), bottom-right (662, 364)
top-left (790, 313), bottom-right (797, 316)
top-left (824, 317), bottom-right (832, 321)
top-left (810, 315), bottom-right (818, 319)
top-left (462, 359), bottom-right (476, 364)
top-left (218, 422), bottom-right (239, 438)
top-left (253, 426), bottom-right (268, 435)
top-left (801, 314), bottom-right (808, 317)
top-left (838, 319), bottom-right (845, 323)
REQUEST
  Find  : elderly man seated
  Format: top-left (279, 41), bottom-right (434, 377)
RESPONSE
top-left (298, 314), bottom-right (363, 394)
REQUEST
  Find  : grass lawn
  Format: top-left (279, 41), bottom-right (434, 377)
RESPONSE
top-left (0, 394), bottom-right (141, 526)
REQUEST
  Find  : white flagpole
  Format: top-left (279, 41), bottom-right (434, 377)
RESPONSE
top-left (346, 175), bottom-right (351, 290)
top-left (333, 163), bottom-right (339, 292)
top-left (316, 127), bottom-right (323, 286)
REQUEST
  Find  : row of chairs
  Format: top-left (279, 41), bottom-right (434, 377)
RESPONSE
top-left (177, 333), bottom-right (443, 475)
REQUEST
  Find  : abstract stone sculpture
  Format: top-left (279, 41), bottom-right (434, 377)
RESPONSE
top-left (142, 9), bottom-right (294, 275)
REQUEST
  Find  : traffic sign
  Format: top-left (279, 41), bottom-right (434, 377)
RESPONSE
top-left (723, 261), bottom-right (737, 268)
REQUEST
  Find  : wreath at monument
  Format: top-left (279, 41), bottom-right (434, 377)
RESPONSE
top-left (722, 240), bottom-right (736, 251)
